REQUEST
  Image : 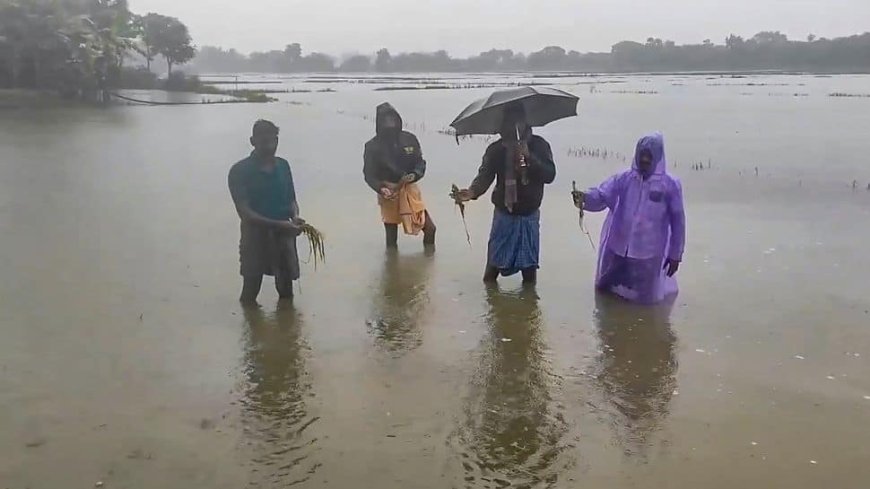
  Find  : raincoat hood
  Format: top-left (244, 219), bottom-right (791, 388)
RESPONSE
top-left (375, 102), bottom-right (403, 137)
top-left (632, 132), bottom-right (667, 175)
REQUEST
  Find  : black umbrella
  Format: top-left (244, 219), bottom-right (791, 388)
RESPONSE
top-left (450, 86), bottom-right (579, 137)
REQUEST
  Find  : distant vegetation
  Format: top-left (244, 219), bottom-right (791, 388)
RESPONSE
top-left (3, 1), bottom-right (869, 105)
top-left (0, 0), bottom-right (195, 101)
top-left (192, 32), bottom-right (870, 74)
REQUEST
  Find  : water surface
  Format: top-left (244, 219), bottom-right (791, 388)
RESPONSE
top-left (1, 73), bottom-right (869, 488)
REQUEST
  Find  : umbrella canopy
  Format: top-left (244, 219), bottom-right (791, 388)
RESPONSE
top-left (450, 86), bottom-right (579, 136)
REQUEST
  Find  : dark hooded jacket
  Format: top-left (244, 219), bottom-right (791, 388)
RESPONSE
top-left (363, 103), bottom-right (426, 192)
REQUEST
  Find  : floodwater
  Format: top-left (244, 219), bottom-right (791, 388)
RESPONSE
top-left (1, 73), bottom-right (869, 488)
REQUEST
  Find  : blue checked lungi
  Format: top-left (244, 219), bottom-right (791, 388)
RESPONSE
top-left (487, 208), bottom-right (541, 276)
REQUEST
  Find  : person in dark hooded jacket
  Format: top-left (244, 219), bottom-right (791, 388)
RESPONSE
top-left (363, 103), bottom-right (436, 248)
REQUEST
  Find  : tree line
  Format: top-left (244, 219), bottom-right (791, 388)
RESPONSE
top-left (193, 31), bottom-right (870, 74)
top-left (3, 2), bottom-right (868, 101)
top-left (0, 0), bottom-right (195, 99)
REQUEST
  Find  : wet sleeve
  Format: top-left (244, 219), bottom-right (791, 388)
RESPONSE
top-left (363, 143), bottom-right (382, 192)
top-left (409, 135), bottom-right (426, 182)
top-left (527, 138), bottom-right (556, 184)
top-left (469, 147), bottom-right (497, 198)
top-left (584, 173), bottom-right (621, 212)
top-left (667, 179), bottom-right (686, 262)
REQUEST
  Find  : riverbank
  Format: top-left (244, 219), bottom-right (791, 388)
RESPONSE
top-left (0, 90), bottom-right (88, 109)
top-left (193, 85), bottom-right (278, 103)
top-left (0, 86), bottom-right (277, 109)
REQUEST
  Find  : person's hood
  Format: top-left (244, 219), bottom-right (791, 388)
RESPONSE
top-left (631, 132), bottom-right (667, 175)
top-left (375, 102), bottom-right (403, 137)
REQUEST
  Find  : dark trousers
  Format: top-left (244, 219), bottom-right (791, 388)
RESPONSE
top-left (483, 265), bottom-right (537, 284)
top-left (385, 211), bottom-right (436, 248)
top-left (241, 274), bottom-right (293, 303)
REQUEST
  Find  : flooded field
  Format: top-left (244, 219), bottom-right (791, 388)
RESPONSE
top-left (1, 73), bottom-right (869, 488)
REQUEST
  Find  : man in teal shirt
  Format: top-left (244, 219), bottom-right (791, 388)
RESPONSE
top-left (228, 120), bottom-right (304, 304)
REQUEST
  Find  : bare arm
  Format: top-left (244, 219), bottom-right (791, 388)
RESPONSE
top-left (285, 162), bottom-right (303, 224)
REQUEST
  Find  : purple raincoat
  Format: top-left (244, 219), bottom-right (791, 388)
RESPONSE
top-left (584, 133), bottom-right (686, 304)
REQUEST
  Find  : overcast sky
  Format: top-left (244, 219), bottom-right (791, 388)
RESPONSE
top-left (131, 0), bottom-right (870, 57)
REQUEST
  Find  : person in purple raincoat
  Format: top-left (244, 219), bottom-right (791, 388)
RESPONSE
top-left (572, 133), bottom-right (686, 304)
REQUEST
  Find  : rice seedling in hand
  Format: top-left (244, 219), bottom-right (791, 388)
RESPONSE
top-left (300, 223), bottom-right (326, 269)
top-left (450, 184), bottom-right (472, 246)
top-left (572, 181), bottom-right (596, 251)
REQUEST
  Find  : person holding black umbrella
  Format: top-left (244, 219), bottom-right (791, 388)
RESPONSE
top-left (454, 103), bottom-right (556, 284)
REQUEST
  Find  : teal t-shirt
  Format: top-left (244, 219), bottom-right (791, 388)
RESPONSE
top-left (228, 154), bottom-right (296, 220)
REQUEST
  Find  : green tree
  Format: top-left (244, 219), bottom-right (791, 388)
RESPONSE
top-left (0, 0), bottom-right (75, 87)
top-left (78, 1), bottom-right (140, 83)
top-left (527, 46), bottom-right (567, 70)
top-left (284, 42), bottom-right (301, 69)
top-left (375, 48), bottom-right (391, 72)
top-left (140, 13), bottom-right (165, 71)
top-left (141, 12), bottom-right (194, 74)
top-left (158, 18), bottom-right (195, 75)
top-left (726, 34), bottom-right (744, 50)
top-left (0, 0), bottom-right (134, 91)
top-left (299, 52), bottom-right (334, 72)
top-left (185, 32), bottom-right (870, 75)
top-left (339, 54), bottom-right (371, 72)
top-left (753, 31), bottom-right (788, 44)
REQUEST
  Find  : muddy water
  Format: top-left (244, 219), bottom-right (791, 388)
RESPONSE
top-left (1, 74), bottom-right (869, 488)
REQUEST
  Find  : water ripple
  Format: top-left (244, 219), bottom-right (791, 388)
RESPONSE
top-left (237, 304), bottom-right (320, 487)
top-left (450, 286), bottom-right (577, 488)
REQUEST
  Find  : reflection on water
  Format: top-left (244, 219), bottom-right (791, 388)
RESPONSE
top-left (592, 293), bottom-right (678, 456)
top-left (367, 250), bottom-right (434, 355)
top-left (454, 286), bottom-right (573, 489)
top-left (239, 304), bottom-right (320, 486)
